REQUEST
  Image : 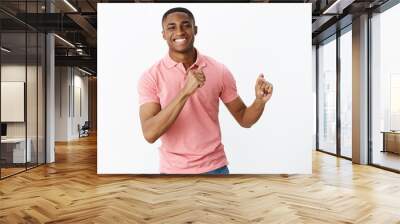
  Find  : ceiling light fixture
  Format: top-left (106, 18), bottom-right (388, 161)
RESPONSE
top-left (76, 48), bottom-right (84, 55)
top-left (54, 34), bottom-right (75, 48)
top-left (78, 67), bottom-right (93, 76)
top-left (1, 47), bottom-right (11, 53)
top-left (63, 0), bottom-right (78, 12)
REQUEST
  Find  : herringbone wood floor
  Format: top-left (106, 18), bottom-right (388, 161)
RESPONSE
top-left (1, 134), bottom-right (400, 224)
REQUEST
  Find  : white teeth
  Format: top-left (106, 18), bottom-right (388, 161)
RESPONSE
top-left (174, 38), bottom-right (186, 43)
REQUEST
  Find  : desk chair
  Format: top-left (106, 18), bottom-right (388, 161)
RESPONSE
top-left (79, 121), bottom-right (90, 138)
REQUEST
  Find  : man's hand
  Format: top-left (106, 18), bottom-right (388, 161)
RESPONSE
top-left (255, 74), bottom-right (273, 103)
top-left (182, 66), bottom-right (206, 96)
top-left (140, 66), bottom-right (206, 143)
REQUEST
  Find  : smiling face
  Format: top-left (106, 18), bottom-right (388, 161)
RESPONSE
top-left (162, 12), bottom-right (197, 54)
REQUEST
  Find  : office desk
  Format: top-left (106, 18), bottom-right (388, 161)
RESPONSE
top-left (1, 138), bottom-right (31, 163)
top-left (382, 131), bottom-right (400, 154)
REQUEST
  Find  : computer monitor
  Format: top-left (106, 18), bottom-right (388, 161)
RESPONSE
top-left (1, 123), bottom-right (7, 137)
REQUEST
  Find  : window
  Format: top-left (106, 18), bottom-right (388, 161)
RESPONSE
top-left (340, 29), bottom-right (352, 158)
top-left (371, 3), bottom-right (400, 171)
top-left (318, 36), bottom-right (337, 154)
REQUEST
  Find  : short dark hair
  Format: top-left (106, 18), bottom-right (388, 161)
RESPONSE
top-left (162, 7), bottom-right (195, 26)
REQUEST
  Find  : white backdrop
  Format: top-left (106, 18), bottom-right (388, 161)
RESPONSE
top-left (98, 3), bottom-right (312, 174)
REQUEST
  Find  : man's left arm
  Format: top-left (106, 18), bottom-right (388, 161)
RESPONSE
top-left (224, 74), bottom-right (273, 128)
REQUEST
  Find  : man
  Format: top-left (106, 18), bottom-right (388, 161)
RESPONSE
top-left (138, 7), bottom-right (273, 174)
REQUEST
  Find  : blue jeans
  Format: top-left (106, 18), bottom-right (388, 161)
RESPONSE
top-left (204, 165), bottom-right (230, 175)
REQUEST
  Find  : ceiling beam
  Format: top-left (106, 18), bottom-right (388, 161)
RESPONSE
top-left (312, 15), bottom-right (335, 33)
top-left (55, 55), bottom-right (96, 69)
top-left (322, 0), bottom-right (356, 14)
top-left (67, 13), bottom-right (97, 41)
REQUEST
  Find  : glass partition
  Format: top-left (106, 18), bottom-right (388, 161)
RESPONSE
top-left (317, 36), bottom-right (337, 155)
top-left (0, 1), bottom-right (46, 179)
top-left (27, 31), bottom-right (38, 169)
top-left (1, 31), bottom-right (28, 177)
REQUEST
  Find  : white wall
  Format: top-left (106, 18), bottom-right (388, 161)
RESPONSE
top-left (98, 3), bottom-right (313, 174)
top-left (55, 66), bottom-right (69, 141)
top-left (71, 72), bottom-right (89, 138)
top-left (312, 45), bottom-right (317, 150)
top-left (55, 67), bottom-right (89, 141)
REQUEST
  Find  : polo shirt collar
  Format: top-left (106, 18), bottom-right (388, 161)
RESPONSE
top-left (163, 48), bottom-right (207, 69)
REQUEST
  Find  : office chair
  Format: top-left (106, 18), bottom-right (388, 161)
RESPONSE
top-left (79, 121), bottom-right (90, 138)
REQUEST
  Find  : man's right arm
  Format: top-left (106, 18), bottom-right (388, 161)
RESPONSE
top-left (139, 68), bottom-right (205, 143)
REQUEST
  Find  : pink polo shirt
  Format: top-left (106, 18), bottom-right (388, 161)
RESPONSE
top-left (138, 50), bottom-right (238, 174)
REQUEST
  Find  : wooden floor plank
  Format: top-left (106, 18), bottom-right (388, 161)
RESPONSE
top-left (1, 134), bottom-right (400, 223)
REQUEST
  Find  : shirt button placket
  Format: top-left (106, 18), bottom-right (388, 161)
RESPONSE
top-left (178, 64), bottom-right (186, 89)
